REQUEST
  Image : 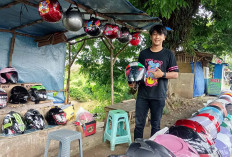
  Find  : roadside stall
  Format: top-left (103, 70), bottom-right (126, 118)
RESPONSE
top-left (0, 0), bottom-right (159, 156)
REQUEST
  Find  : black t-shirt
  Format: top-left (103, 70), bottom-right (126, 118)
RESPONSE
top-left (138, 48), bottom-right (179, 99)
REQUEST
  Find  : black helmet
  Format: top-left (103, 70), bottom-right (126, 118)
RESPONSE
top-left (84, 16), bottom-right (102, 36)
top-left (29, 85), bottom-right (47, 104)
top-left (117, 27), bottom-right (131, 43)
top-left (2, 111), bottom-right (26, 135)
top-left (168, 126), bottom-right (218, 155)
top-left (24, 109), bottom-right (45, 130)
top-left (9, 86), bottom-right (29, 104)
top-left (125, 62), bottom-right (146, 84)
top-left (45, 106), bottom-right (67, 125)
top-left (0, 67), bottom-right (18, 84)
top-left (126, 138), bottom-right (175, 157)
top-left (0, 88), bottom-right (7, 109)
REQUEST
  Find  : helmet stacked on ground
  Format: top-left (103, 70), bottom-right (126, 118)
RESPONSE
top-left (2, 111), bottom-right (26, 135)
top-left (24, 109), bottom-right (45, 130)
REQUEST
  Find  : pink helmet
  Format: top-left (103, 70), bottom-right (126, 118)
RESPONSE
top-left (0, 67), bottom-right (18, 84)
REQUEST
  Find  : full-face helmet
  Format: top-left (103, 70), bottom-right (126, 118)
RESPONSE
top-left (2, 111), bottom-right (26, 135)
top-left (0, 67), bottom-right (18, 84)
top-left (125, 62), bottom-right (146, 84)
top-left (9, 86), bottom-right (29, 104)
top-left (24, 109), bottom-right (45, 130)
top-left (63, 7), bottom-right (83, 31)
top-left (45, 106), bottom-right (67, 125)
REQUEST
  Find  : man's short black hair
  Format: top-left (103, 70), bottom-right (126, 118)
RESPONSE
top-left (149, 24), bottom-right (167, 36)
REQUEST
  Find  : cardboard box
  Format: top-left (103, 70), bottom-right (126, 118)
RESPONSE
top-left (75, 120), bottom-right (96, 138)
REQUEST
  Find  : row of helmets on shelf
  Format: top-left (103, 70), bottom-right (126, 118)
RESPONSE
top-left (38, 0), bottom-right (141, 46)
top-left (124, 62), bottom-right (232, 157)
top-left (0, 67), bottom-right (47, 107)
top-left (1, 106), bottom-right (67, 135)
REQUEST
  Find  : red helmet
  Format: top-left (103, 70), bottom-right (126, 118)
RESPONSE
top-left (38, 0), bottom-right (62, 23)
top-left (103, 24), bottom-right (119, 39)
top-left (130, 32), bottom-right (141, 46)
top-left (175, 119), bottom-right (214, 146)
top-left (196, 113), bottom-right (220, 133)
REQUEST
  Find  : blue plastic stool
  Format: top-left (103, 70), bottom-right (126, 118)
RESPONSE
top-left (104, 109), bottom-right (132, 151)
top-left (44, 129), bottom-right (83, 157)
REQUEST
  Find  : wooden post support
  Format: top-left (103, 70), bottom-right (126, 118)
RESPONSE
top-left (9, 33), bottom-right (16, 67)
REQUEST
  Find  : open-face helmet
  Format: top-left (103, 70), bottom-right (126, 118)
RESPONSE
top-left (117, 27), bottom-right (131, 43)
top-left (45, 106), bottom-right (67, 125)
top-left (126, 138), bottom-right (175, 157)
top-left (38, 0), bottom-right (62, 23)
top-left (103, 24), bottom-right (119, 39)
top-left (84, 16), bottom-right (102, 36)
top-left (9, 86), bottom-right (29, 104)
top-left (0, 67), bottom-right (18, 84)
top-left (153, 134), bottom-right (199, 157)
top-left (125, 62), bottom-right (146, 84)
top-left (2, 111), bottom-right (26, 135)
top-left (0, 88), bottom-right (7, 109)
top-left (63, 7), bottom-right (83, 31)
top-left (130, 32), bottom-right (141, 46)
top-left (168, 125), bottom-right (216, 155)
top-left (29, 85), bottom-right (47, 104)
top-left (24, 109), bottom-right (45, 130)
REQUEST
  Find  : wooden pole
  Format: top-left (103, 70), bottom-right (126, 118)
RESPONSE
top-left (110, 40), bottom-right (114, 105)
top-left (8, 33), bottom-right (16, 67)
top-left (65, 43), bottom-right (72, 104)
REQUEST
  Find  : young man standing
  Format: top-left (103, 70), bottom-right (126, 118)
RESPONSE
top-left (129, 24), bottom-right (179, 140)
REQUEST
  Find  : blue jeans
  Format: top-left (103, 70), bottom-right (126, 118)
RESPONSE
top-left (134, 97), bottom-right (165, 140)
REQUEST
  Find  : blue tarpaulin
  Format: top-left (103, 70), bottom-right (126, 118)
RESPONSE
top-left (0, 32), bottom-right (66, 103)
top-left (191, 62), bottom-right (205, 97)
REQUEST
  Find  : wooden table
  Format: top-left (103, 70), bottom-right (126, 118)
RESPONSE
top-left (104, 99), bottom-right (136, 129)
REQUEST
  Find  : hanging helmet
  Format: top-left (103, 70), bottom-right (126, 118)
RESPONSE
top-left (125, 62), bottom-right (146, 84)
top-left (129, 32), bottom-right (141, 46)
top-left (168, 126), bottom-right (214, 155)
top-left (63, 7), bottom-right (83, 31)
top-left (0, 67), bottom-right (18, 84)
top-left (29, 85), bottom-right (47, 104)
top-left (38, 0), bottom-right (62, 23)
top-left (126, 138), bottom-right (175, 157)
top-left (24, 109), bottom-right (45, 130)
top-left (2, 111), bottom-right (26, 135)
top-left (45, 106), bottom-right (67, 125)
top-left (117, 27), bottom-right (131, 43)
top-left (84, 16), bottom-right (102, 36)
top-left (0, 88), bottom-right (7, 109)
top-left (153, 134), bottom-right (199, 157)
top-left (103, 24), bottom-right (119, 39)
top-left (9, 86), bottom-right (29, 104)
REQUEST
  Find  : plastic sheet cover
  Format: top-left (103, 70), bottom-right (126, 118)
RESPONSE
top-left (191, 62), bottom-right (205, 97)
top-left (0, 32), bottom-right (66, 103)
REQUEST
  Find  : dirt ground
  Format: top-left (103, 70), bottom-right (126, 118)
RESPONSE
top-left (80, 95), bottom-right (216, 157)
